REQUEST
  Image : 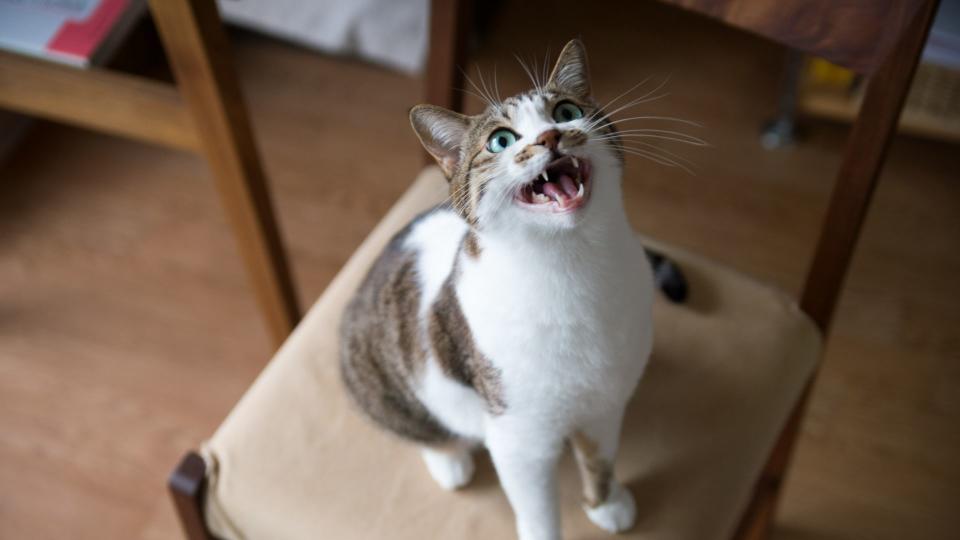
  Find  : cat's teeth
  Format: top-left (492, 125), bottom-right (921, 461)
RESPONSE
top-left (540, 171), bottom-right (549, 182)
top-left (534, 193), bottom-right (549, 203)
top-left (577, 182), bottom-right (584, 197)
top-left (572, 157), bottom-right (579, 168)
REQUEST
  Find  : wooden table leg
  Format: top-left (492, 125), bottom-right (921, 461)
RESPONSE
top-left (148, 0), bottom-right (300, 346)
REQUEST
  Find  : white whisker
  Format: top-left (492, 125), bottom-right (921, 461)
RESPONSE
top-left (460, 67), bottom-right (496, 109)
top-left (477, 65), bottom-right (500, 109)
top-left (617, 147), bottom-right (693, 174)
top-left (589, 76), bottom-right (652, 121)
top-left (585, 75), bottom-right (672, 129)
top-left (593, 130), bottom-right (708, 146)
top-left (456, 87), bottom-right (495, 106)
top-left (600, 115), bottom-right (702, 129)
top-left (541, 44), bottom-right (552, 90)
top-left (616, 141), bottom-right (696, 168)
top-left (584, 93), bottom-right (671, 131)
top-left (515, 54), bottom-right (542, 94)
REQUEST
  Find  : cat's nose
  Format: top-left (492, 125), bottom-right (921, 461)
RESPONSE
top-left (535, 129), bottom-right (561, 150)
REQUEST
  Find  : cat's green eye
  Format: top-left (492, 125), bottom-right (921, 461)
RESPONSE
top-left (487, 129), bottom-right (518, 153)
top-left (553, 101), bottom-right (584, 123)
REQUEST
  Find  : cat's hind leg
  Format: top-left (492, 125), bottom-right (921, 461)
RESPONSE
top-left (571, 407), bottom-right (636, 534)
top-left (421, 442), bottom-right (476, 490)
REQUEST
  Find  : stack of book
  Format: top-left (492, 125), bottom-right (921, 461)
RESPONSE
top-left (0, 0), bottom-right (145, 159)
top-left (0, 0), bottom-right (144, 67)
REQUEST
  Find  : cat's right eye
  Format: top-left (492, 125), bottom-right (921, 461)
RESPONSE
top-left (487, 129), bottom-right (518, 153)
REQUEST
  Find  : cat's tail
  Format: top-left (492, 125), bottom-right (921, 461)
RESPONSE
top-left (645, 249), bottom-right (688, 304)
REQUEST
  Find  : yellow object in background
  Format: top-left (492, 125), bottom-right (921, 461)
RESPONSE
top-left (806, 58), bottom-right (856, 90)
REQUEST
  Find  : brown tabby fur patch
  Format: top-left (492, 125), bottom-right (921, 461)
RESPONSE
top-left (340, 213), bottom-right (454, 444)
top-left (428, 249), bottom-right (505, 414)
top-left (570, 430), bottom-right (613, 508)
top-left (340, 207), bottom-right (506, 446)
top-left (463, 232), bottom-right (482, 259)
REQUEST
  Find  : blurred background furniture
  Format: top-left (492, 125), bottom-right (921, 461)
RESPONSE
top-left (164, 0), bottom-right (941, 539)
top-left (0, 0), bottom-right (299, 346)
top-left (765, 0), bottom-right (960, 147)
top-left (216, 0), bottom-right (430, 74)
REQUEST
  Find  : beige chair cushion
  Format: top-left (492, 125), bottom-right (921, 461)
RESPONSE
top-left (200, 166), bottom-right (821, 540)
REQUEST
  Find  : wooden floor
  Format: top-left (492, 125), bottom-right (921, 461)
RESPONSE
top-left (1, 2), bottom-right (957, 538)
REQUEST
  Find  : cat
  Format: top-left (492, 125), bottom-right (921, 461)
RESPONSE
top-left (340, 39), bottom-right (685, 540)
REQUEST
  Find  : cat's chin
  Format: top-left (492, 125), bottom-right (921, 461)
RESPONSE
top-left (514, 155), bottom-right (592, 215)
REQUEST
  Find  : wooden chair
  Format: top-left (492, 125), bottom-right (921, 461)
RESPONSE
top-left (0, 0), bottom-right (300, 347)
top-left (166, 0), bottom-right (938, 538)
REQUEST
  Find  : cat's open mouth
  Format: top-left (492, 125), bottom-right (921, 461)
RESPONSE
top-left (515, 155), bottom-right (592, 213)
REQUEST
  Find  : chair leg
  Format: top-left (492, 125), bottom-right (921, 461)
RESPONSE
top-left (169, 451), bottom-right (215, 540)
top-left (734, 1), bottom-right (940, 539)
top-left (759, 50), bottom-right (803, 150)
top-left (733, 407), bottom-right (800, 540)
top-left (799, 0), bottom-right (940, 333)
top-left (148, 0), bottom-right (300, 347)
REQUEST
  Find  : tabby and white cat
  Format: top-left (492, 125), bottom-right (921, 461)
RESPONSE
top-left (340, 40), bottom-right (671, 540)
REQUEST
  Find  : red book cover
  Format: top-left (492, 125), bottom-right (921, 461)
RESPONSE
top-left (0, 0), bottom-right (139, 67)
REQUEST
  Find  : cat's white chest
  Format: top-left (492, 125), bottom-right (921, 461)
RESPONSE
top-left (457, 234), bottom-right (654, 422)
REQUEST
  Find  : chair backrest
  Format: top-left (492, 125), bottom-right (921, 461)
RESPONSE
top-left (659, 0), bottom-right (929, 74)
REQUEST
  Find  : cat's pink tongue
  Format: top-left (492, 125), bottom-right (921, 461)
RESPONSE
top-left (542, 182), bottom-right (566, 203)
top-left (558, 174), bottom-right (579, 198)
top-left (542, 175), bottom-right (580, 205)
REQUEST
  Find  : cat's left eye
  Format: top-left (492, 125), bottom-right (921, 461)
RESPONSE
top-left (552, 101), bottom-right (584, 123)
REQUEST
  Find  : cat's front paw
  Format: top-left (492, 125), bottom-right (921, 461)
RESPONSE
top-left (421, 447), bottom-right (475, 490)
top-left (584, 482), bottom-right (636, 533)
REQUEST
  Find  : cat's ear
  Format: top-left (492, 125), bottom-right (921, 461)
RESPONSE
top-left (410, 105), bottom-right (471, 178)
top-left (547, 39), bottom-right (591, 98)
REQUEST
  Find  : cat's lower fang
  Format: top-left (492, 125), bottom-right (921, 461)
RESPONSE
top-left (577, 182), bottom-right (584, 197)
